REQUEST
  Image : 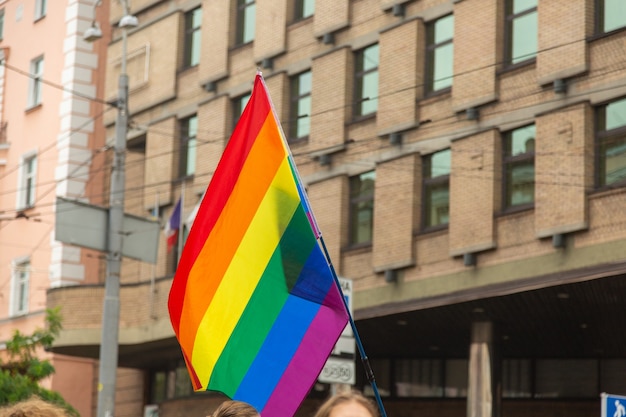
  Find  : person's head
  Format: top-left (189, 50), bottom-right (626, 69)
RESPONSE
top-left (209, 400), bottom-right (259, 417)
top-left (313, 390), bottom-right (379, 417)
top-left (0, 397), bottom-right (70, 417)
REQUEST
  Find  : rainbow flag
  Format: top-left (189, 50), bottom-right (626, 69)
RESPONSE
top-left (168, 74), bottom-right (349, 417)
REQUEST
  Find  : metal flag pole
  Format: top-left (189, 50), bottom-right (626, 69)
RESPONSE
top-left (149, 191), bottom-right (159, 319)
top-left (177, 182), bottom-right (186, 263)
top-left (318, 237), bottom-right (388, 417)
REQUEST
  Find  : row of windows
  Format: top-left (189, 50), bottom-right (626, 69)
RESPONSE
top-left (358, 358), bottom-right (626, 399)
top-left (178, 1), bottom-right (626, 159)
top-left (148, 357), bottom-right (626, 403)
top-left (174, 89), bottom-right (625, 246)
top-left (348, 96), bottom-right (626, 246)
top-left (181, 0), bottom-right (626, 83)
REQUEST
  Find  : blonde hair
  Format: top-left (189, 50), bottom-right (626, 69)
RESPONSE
top-left (313, 390), bottom-right (379, 417)
top-left (210, 400), bottom-right (259, 417)
top-left (0, 397), bottom-right (70, 417)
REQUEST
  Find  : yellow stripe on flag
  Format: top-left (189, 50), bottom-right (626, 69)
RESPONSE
top-left (190, 155), bottom-right (300, 384)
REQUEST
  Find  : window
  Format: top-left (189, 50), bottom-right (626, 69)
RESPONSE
top-left (503, 359), bottom-right (532, 398)
top-left (598, 0), bottom-right (626, 33)
top-left (357, 358), bottom-right (467, 398)
top-left (289, 71), bottom-right (312, 142)
top-left (28, 56), bottom-right (44, 108)
top-left (423, 149), bottom-right (450, 229)
top-left (34, 0), bottom-right (46, 20)
top-left (294, 0), bottom-right (314, 21)
top-left (503, 124), bottom-right (535, 209)
top-left (359, 357), bottom-right (625, 399)
top-left (179, 115), bottom-right (198, 178)
top-left (10, 258), bottom-right (30, 316)
top-left (183, 8), bottom-right (202, 68)
top-left (505, 0), bottom-right (537, 65)
top-left (17, 152), bottom-right (37, 209)
top-left (395, 359), bottom-right (443, 397)
top-left (149, 362), bottom-right (193, 402)
top-left (354, 44), bottom-right (379, 118)
top-left (349, 171), bottom-right (375, 246)
top-left (0, 9), bottom-right (4, 40)
top-left (425, 14), bottom-right (454, 94)
top-left (536, 359), bottom-right (597, 398)
top-left (601, 359), bottom-right (626, 393)
top-left (236, 0), bottom-right (256, 45)
top-left (444, 359), bottom-right (468, 398)
top-left (233, 93), bottom-right (251, 128)
top-left (596, 97), bottom-right (626, 188)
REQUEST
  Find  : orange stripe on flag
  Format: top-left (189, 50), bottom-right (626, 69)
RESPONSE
top-left (178, 113), bottom-right (287, 353)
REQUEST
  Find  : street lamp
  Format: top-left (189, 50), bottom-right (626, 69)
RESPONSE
top-left (84, 2), bottom-right (137, 417)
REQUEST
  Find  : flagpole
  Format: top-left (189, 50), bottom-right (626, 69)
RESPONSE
top-left (177, 182), bottom-right (185, 263)
top-left (150, 191), bottom-right (159, 319)
top-left (318, 238), bottom-right (388, 417)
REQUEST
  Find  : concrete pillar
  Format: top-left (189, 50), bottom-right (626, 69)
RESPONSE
top-left (467, 321), bottom-right (501, 417)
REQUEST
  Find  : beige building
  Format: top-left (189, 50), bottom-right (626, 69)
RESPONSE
top-left (0, 0), bottom-right (110, 416)
top-left (41, 0), bottom-right (626, 417)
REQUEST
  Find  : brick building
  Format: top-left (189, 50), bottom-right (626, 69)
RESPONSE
top-left (46, 1), bottom-right (626, 417)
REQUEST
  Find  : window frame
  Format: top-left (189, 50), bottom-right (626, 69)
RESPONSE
top-left (0, 9), bottom-right (5, 41)
top-left (235, 0), bottom-right (256, 45)
top-left (504, 0), bottom-right (538, 67)
top-left (353, 44), bottom-right (379, 119)
top-left (595, 97), bottom-right (626, 189)
top-left (596, 0), bottom-right (626, 34)
top-left (425, 14), bottom-right (454, 95)
top-left (232, 93), bottom-right (251, 130)
top-left (348, 171), bottom-right (375, 247)
top-left (289, 70), bottom-right (312, 143)
top-left (183, 7), bottom-right (202, 69)
top-left (28, 56), bottom-right (44, 108)
top-left (10, 257), bottom-right (30, 317)
top-left (294, 0), bottom-right (314, 21)
top-left (502, 124), bottom-right (536, 212)
top-left (149, 361), bottom-right (193, 402)
top-left (34, 0), bottom-right (47, 20)
top-left (17, 151), bottom-right (37, 210)
top-left (422, 149), bottom-right (451, 231)
top-left (179, 114), bottom-right (198, 178)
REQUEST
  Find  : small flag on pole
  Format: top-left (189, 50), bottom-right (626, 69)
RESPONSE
top-left (168, 74), bottom-right (349, 417)
top-left (164, 197), bottom-right (182, 252)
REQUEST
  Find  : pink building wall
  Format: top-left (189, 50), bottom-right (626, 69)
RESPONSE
top-left (0, 1), bottom-right (110, 415)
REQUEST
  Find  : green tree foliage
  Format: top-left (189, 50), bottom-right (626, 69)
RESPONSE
top-left (0, 307), bottom-right (79, 416)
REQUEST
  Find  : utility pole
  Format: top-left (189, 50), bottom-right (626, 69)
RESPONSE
top-left (84, 3), bottom-right (138, 417)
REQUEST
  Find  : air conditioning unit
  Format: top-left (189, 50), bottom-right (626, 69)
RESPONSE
top-left (144, 405), bottom-right (159, 417)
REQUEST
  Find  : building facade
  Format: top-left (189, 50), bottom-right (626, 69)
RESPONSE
top-left (0, 0), bottom-right (111, 416)
top-left (45, 0), bottom-right (626, 417)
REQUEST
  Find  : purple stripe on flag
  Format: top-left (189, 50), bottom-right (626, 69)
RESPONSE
top-left (261, 300), bottom-right (347, 417)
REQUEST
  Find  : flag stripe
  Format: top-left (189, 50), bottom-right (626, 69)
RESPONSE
top-left (168, 93), bottom-right (270, 332)
top-left (233, 294), bottom-right (318, 409)
top-left (209, 203), bottom-right (318, 395)
top-left (208, 255), bottom-right (290, 397)
top-left (261, 295), bottom-right (349, 416)
top-left (190, 156), bottom-right (300, 385)
top-left (178, 114), bottom-right (285, 351)
top-left (233, 246), bottom-right (338, 412)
